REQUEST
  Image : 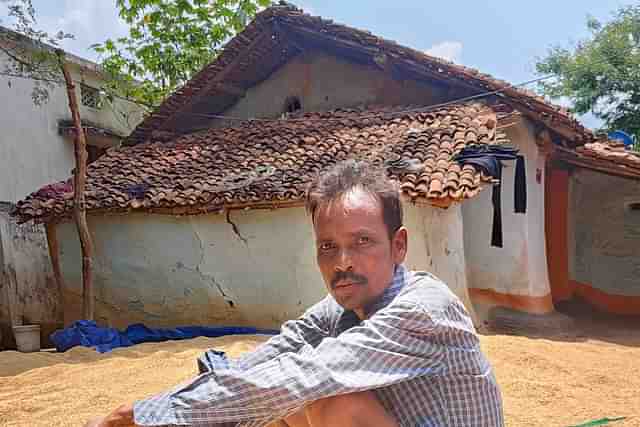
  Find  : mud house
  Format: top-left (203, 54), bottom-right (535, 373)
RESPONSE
top-left (551, 142), bottom-right (640, 315)
top-left (0, 26), bottom-right (144, 347)
top-left (12, 4), bottom-right (640, 331)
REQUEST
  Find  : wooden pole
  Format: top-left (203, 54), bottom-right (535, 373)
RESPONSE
top-left (45, 222), bottom-right (65, 324)
top-left (56, 50), bottom-right (94, 321)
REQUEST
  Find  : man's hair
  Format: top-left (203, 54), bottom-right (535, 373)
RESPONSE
top-left (305, 159), bottom-right (403, 239)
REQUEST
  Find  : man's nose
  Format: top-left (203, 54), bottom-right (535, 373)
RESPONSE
top-left (335, 248), bottom-right (354, 272)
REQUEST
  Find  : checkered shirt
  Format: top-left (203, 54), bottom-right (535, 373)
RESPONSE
top-left (134, 265), bottom-right (504, 426)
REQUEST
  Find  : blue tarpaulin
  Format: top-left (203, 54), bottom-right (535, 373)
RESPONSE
top-left (50, 320), bottom-right (278, 353)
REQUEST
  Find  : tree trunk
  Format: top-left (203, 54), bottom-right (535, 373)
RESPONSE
top-left (56, 50), bottom-right (94, 321)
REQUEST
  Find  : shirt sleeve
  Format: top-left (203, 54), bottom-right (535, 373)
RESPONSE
top-left (233, 296), bottom-right (332, 370)
top-left (135, 300), bottom-right (451, 426)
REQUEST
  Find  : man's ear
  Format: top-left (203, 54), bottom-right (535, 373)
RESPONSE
top-left (392, 227), bottom-right (408, 264)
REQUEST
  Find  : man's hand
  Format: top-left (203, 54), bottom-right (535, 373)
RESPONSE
top-left (84, 403), bottom-right (136, 427)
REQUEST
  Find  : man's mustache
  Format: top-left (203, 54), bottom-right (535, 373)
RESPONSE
top-left (331, 271), bottom-right (368, 289)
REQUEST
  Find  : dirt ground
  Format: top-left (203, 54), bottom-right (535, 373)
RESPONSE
top-left (1, 320), bottom-right (638, 427)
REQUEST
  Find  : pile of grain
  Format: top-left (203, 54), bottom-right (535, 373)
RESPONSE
top-left (0, 335), bottom-right (269, 426)
top-left (1, 333), bottom-right (638, 426)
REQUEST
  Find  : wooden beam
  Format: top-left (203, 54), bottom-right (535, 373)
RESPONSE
top-left (214, 82), bottom-right (246, 97)
top-left (545, 167), bottom-right (571, 303)
top-left (283, 23), bottom-right (380, 56)
top-left (557, 157), bottom-right (640, 181)
top-left (555, 145), bottom-right (640, 178)
top-left (273, 20), bottom-right (305, 53)
top-left (45, 223), bottom-right (65, 323)
top-left (285, 26), bottom-right (377, 66)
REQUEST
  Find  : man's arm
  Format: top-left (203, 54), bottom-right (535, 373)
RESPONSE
top-left (232, 296), bottom-right (332, 370)
top-left (88, 297), bottom-right (334, 427)
top-left (134, 300), bottom-right (477, 426)
top-left (84, 404), bottom-right (135, 427)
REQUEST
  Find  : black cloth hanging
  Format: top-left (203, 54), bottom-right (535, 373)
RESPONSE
top-left (491, 184), bottom-right (503, 247)
top-left (514, 155), bottom-right (527, 214)
top-left (454, 144), bottom-right (519, 248)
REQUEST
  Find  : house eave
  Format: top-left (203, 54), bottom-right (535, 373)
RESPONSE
top-left (123, 5), bottom-right (594, 147)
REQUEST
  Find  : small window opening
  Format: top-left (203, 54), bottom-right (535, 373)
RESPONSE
top-left (283, 96), bottom-right (302, 115)
top-left (81, 84), bottom-right (102, 109)
top-left (627, 202), bottom-right (640, 211)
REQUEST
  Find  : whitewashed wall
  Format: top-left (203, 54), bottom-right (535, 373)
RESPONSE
top-left (462, 119), bottom-right (551, 310)
top-left (55, 203), bottom-right (470, 329)
top-left (0, 51), bottom-right (143, 203)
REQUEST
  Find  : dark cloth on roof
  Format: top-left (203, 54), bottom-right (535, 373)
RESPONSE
top-left (453, 144), bottom-right (519, 179)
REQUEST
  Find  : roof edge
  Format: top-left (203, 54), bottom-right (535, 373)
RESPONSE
top-left (124, 4), bottom-right (594, 146)
top-left (0, 25), bottom-right (105, 76)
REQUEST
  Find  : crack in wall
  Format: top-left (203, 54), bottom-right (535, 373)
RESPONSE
top-left (191, 224), bottom-right (206, 271)
top-left (211, 278), bottom-right (235, 308)
top-left (226, 210), bottom-right (249, 246)
top-left (182, 260), bottom-right (237, 309)
top-left (222, 210), bottom-right (258, 294)
top-left (190, 221), bottom-right (236, 308)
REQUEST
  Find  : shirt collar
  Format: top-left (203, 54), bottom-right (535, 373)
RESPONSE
top-left (363, 264), bottom-right (407, 317)
top-left (335, 264), bottom-right (407, 332)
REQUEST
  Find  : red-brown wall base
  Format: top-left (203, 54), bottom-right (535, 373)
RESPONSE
top-left (569, 280), bottom-right (640, 316)
top-left (470, 284), bottom-right (640, 316)
top-left (469, 288), bottom-right (554, 314)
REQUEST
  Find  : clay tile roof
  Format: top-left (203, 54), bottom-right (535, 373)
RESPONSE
top-left (125, 3), bottom-right (592, 147)
top-left (13, 102), bottom-right (511, 223)
top-left (556, 141), bottom-right (640, 180)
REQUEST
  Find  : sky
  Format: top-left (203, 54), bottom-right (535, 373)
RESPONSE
top-left (1, 0), bottom-right (636, 129)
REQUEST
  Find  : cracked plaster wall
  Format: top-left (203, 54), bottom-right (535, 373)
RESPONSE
top-left (54, 203), bottom-right (469, 328)
top-left (462, 119), bottom-right (551, 303)
top-left (56, 208), bottom-right (322, 328)
top-left (569, 169), bottom-right (640, 296)
top-left (0, 208), bottom-right (60, 349)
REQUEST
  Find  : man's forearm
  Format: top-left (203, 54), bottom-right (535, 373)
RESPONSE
top-left (236, 301), bottom-right (330, 370)
top-left (85, 403), bottom-right (136, 427)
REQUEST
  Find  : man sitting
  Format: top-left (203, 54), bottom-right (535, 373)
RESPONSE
top-left (88, 160), bottom-right (504, 427)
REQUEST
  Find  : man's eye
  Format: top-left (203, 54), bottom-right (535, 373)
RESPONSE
top-left (358, 236), bottom-right (371, 244)
top-left (319, 243), bottom-right (334, 251)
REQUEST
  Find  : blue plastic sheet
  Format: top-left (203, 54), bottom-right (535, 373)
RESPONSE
top-left (50, 320), bottom-right (277, 353)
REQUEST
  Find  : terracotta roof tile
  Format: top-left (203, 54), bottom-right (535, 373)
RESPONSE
top-left (557, 142), bottom-right (640, 179)
top-left (14, 103), bottom-right (510, 223)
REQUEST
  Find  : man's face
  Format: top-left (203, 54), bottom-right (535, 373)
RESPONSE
top-left (313, 187), bottom-right (407, 319)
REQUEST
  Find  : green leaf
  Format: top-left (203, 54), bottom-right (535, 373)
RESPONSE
top-left (92, 0), bottom-right (266, 106)
top-left (536, 5), bottom-right (640, 140)
top-left (568, 416), bottom-right (626, 427)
